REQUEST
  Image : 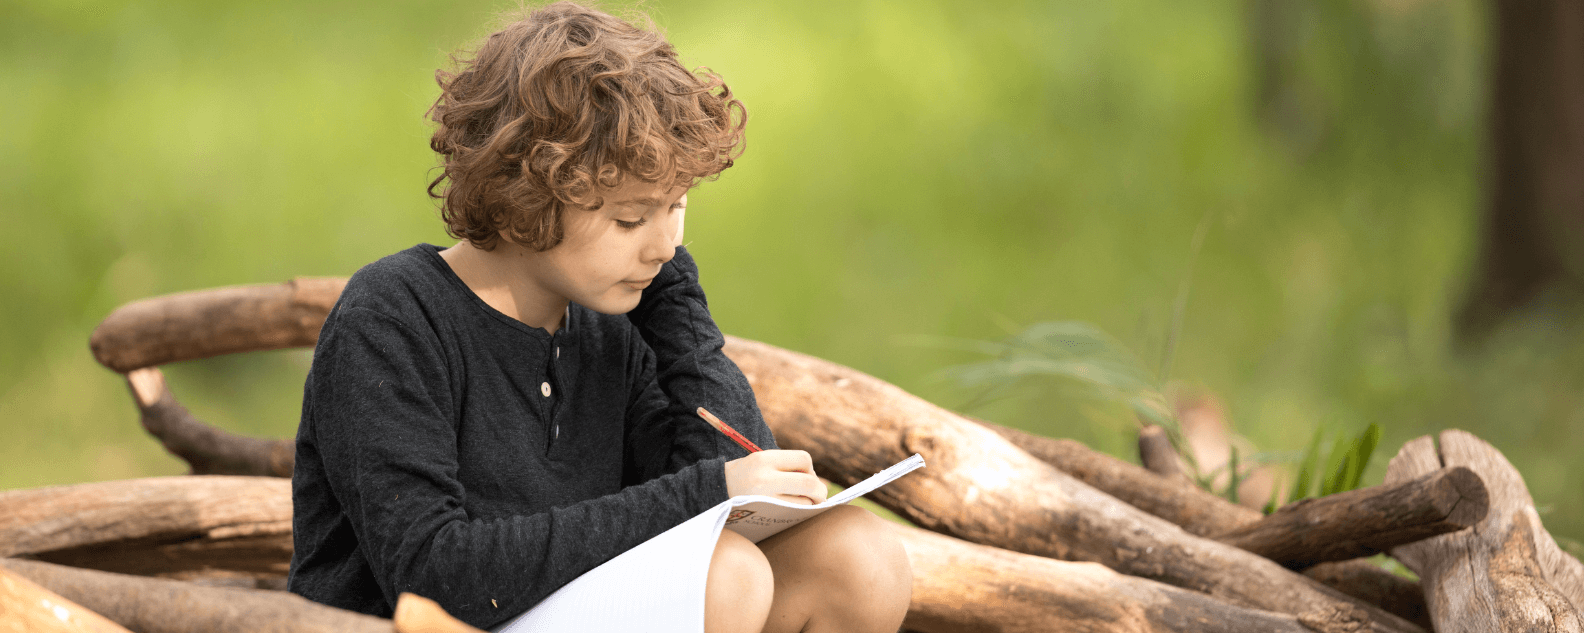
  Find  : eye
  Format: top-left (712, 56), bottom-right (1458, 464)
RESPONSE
top-left (616, 217), bottom-right (648, 230)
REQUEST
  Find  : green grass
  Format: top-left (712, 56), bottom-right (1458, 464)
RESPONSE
top-left (5, 0), bottom-right (1582, 543)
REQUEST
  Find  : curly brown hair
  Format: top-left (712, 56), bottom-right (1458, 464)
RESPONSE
top-left (427, 2), bottom-right (746, 251)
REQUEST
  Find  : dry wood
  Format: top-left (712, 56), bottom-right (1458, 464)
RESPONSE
top-left (0, 476), bottom-right (291, 578)
top-left (124, 367), bottom-right (294, 477)
top-left (1137, 424), bottom-right (1185, 478)
top-left (1217, 466), bottom-right (1489, 569)
top-left (724, 336), bottom-right (1422, 633)
top-left (0, 565), bottom-right (132, 633)
top-left (965, 408), bottom-right (1428, 627)
top-left (978, 420), bottom-right (1257, 537)
top-left (89, 277), bottom-right (347, 373)
top-left (896, 523), bottom-right (1342, 633)
top-left (1, 559), bottom-right (390, 633)
top-left (1386, 429), bottom-right (1584, 632)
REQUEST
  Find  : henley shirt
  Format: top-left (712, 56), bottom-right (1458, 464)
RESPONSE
top-left (288, 243), bottom-right (777, 628)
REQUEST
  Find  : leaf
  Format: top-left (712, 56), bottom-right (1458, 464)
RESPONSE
top-left (1225, 445), bottom-right (1242, 504)
top-left (1320, 433), bottom-right (1352, 497)
top-left (1264, 473), bottom-right (1284, 515)
top-left (1290, 426), bottom-right (1324, 502)
top-left (1342, 423), bottom-right (1381, 491)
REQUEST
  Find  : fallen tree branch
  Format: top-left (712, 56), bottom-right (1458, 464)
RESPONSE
top-left (896, 523), bottom-right (1343, 633)
top-left (0, 564), bottom-right (132, 632)
top-left (89, 277), bottom-right (347, 373)
top-left (0, 476), bottom-right (291, 578)
top-left (1, 558), bottom-right (387, 633)
top-left (124, 367), bottom-right (294, 478)
top-left (1137, 424), bottom-right (1186, 479)
top-left (974, 416), bottom-right (1429, 627)
top-left (1, 560), bottom-right (481, 633)
top-left (1386, 429), bottom-right (1584, 632)
top-left (1216, 466), bottom-right (1489, 569)
top-left (724, 336), bottom-right (1422, 633)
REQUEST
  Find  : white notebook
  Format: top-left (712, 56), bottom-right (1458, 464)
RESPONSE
top-left (494, 454), bottom-right (925, 633)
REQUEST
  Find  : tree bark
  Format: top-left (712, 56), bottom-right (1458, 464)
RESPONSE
top-left (0, 564), bottom-right (133, 633)
top-left (89, 277), bottom-right (346, 373)
top-left (724, 336), bottom-right (1422, 633)
top-left (895, 524), bottom-right (1333, 633)
top-left (0, 558), bottom-right (389, 633)
top-left (966, 410), bottom-right (1427, 627)
top-left (124, 367), bottom-right (294, 478)
top-left (1386, 429), bottom-right (1584, 632)
top-left (1216, 466), bottom-right (1488, 569)
top-left (1137, 424), bottom-right (1185, 479)
top-left (0, 477), bottom-right (291, 579)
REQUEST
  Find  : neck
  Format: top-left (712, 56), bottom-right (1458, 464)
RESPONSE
top-left (439, 240), bottom-right (567, 334)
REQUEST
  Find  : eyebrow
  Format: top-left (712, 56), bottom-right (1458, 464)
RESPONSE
top-left (614, 196), bottom-right (668, 207)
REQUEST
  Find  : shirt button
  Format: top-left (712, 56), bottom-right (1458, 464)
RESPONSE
top-left (540, 382), bottom-right (552, 397)
top-left (554, 425), bottom-right (560, 439)
top-left (555, 347), bottom-right (560, 359)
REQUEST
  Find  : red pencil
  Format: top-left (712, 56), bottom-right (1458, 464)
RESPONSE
top-left (696, 407), bottom-right (763, 453)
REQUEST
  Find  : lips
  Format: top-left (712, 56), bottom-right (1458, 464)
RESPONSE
top-left (623, 277), bottom-right (655, 289)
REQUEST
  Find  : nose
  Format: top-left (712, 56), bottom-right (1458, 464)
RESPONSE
top-left (641, 216), bottom-right (676, 265)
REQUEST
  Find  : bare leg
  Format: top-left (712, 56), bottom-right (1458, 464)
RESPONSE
top-left (757, 506), bottom-right (912, 633)
top-left (705, 529), bottom-right (775, 633)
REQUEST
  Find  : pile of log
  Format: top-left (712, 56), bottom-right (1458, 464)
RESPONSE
top-left (4, 278), bottom-right (1582, 632)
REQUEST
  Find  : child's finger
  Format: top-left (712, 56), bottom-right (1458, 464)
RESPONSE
top-left (774, 471), bottom-right (827, 504)
top-left (763, 449), bottom-right (814, 475)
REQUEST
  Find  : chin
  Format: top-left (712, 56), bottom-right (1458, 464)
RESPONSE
top-left (580, 291), bottom-right (644, 316)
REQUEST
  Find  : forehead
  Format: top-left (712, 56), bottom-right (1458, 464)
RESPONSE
top-left (600, 179), bottom-right (687, 208)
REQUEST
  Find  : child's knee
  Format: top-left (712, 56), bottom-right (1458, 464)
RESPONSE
top-left (706, 530), bottom-right (773, 632)
top-left (814, 506), bottom-right (913, 595)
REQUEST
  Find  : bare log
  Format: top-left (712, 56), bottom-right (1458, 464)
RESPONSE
top-left (0, 477), bottom-right (291, 578)
top-left (1216, 466), bottom-right (1489, 569)
top-left (725, 336), bottom-right (1422, 632)
top-left (125, 367), bottom-right (294, 477)
top-left (958, 404), bottom-right (1428, 626)
top-left (896, 523), bottom-right (1339, 633)
top-left (1, 558), bottom-right (388, 633)
top-left (1137, 424), bottom-right (1185, 478)
top-left (89, 277), bottom-right (346, 373)
top-left (0, 565), bottom-right (133, 632)
top-left (1386, 429), bottom-right (1584, 632)
top-left (978, 420), bottom-right (1255, 538)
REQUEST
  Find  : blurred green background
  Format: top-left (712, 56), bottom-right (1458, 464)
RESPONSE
top-left (3, 0), bottom-right (1580, 541)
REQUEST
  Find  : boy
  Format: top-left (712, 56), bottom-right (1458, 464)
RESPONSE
top-left (287, 3), bottom-right (912, 632)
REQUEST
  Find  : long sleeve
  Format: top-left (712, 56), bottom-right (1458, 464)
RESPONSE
top-left (624, 246), bottom-right (778, 466)
top-left (292, 305), bottom-right (728, 628)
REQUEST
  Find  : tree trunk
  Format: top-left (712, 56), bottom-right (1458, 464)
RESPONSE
top-left (1457, 0), bottom-right (1584, 335)
top-left (724, 336), bottom-right (1422, 633)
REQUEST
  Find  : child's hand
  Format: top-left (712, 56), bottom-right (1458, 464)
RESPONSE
top-left (723, 450), bottom-right (827, 506)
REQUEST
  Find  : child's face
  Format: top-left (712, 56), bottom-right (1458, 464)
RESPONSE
top-left (525, 178), bottom-right (687, 315)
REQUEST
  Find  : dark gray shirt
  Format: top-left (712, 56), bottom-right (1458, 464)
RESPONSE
top-left (288, 244), bottom-right (775, 628)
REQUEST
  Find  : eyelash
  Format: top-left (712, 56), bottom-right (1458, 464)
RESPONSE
top-left (616, 204), bottom-right (684, 230)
